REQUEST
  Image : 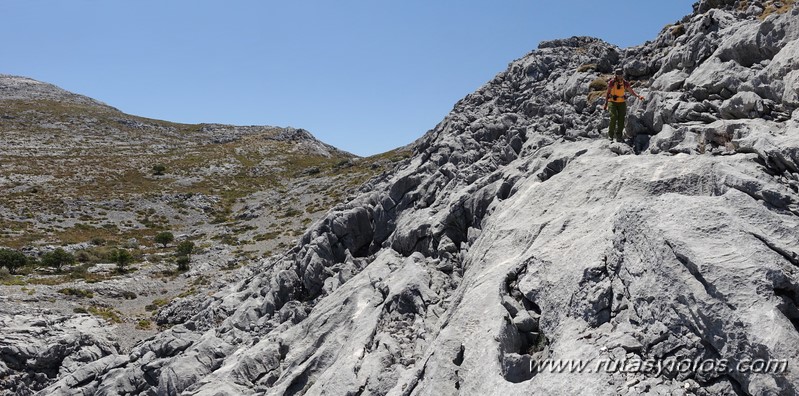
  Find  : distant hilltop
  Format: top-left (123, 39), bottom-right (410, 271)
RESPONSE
top-left (0, 74), bottom-right (114, 108)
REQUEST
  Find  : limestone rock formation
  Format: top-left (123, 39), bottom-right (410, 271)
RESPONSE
top-left (0, 314), bottom-right (119, 394)
top-left (3, 0), bottom-right (799, 395)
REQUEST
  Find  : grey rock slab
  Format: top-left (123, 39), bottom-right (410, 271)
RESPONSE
top-left (685, 57), bottom-right (752, 98)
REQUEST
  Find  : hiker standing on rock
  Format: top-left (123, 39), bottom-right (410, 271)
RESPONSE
top-left (604, 69), bottom-right (644, 143)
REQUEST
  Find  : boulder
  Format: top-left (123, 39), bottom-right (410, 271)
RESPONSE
top-left (652, 69), bottom-right (688, 92)
top-left (623, 59), bottom-right (650, 77)
top-left (720, 91), bottom-right (765, 119)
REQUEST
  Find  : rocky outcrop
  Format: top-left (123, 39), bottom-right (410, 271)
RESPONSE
top-left (5, 1), bottom-right (799, 395)
top-left (624, 0), bottom-right (799, 140)
top-left (0, 313), bottom-right (119, 395)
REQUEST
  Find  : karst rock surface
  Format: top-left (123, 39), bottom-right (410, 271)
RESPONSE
top-left (5, 1), bottom-right (799, 395)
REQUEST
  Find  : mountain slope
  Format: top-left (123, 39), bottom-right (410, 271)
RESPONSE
top-left (0, 76), bottom-right (409, 393)
top-left (0, 73), bottom-right (411, 256)
top-left (11, 0), bottom-right (799, 395)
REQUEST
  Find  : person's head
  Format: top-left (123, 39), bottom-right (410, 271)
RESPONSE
top-left (614, 69), bottom-right (624, 81)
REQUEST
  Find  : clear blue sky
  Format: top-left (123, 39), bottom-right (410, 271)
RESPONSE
top-left (2, 1), bottom-right (695, 156)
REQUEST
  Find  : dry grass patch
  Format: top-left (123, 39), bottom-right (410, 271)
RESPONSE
top-left (0, 274), bottom-right (26, 286)
top-left (670, 24), bottom-right (685, 38)
top-left (760, 0), bottom-right (795, 19)
top-left (88, 306), bottom-right (123, 324)
top-left (144, 298), bottom-right (170, 311)
top-left (136, 319), bottom-right (152, 330)
top-left (58, 287), bottom-right (94, 298)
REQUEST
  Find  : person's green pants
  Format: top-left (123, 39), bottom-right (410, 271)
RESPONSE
top-left (608, 101), bottom-right (627, 142)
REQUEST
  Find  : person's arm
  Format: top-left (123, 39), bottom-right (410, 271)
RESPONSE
top-left (625, 81), bottom-right (644, 100)
top-left (603, 80), bottom-right (612, 110)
